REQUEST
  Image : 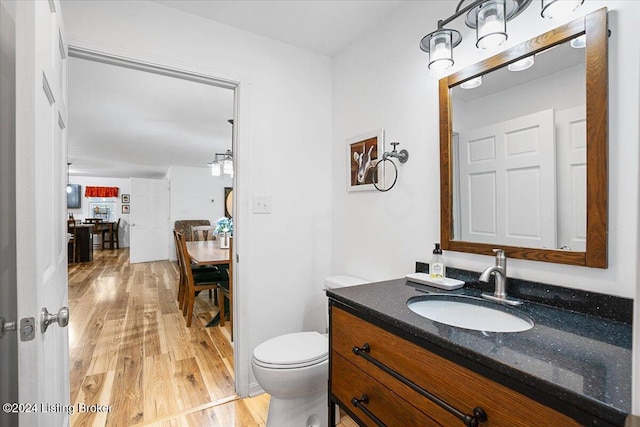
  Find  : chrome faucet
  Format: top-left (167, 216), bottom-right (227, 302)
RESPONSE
top-left (479, 249), bottom-right (521, 305)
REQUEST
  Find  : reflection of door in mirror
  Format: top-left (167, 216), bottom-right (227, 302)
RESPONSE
top-left (440, 7), bottom-right (608, 268)
top-left (455, 110), bottom-right (557, 248)
top-left (451, 40), bottom-right (585, 251)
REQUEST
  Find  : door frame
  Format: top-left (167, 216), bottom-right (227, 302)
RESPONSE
top-left (67, 43), bottom-right (250, 396)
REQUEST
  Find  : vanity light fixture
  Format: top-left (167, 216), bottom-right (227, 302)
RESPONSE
top-left (508, 55), bottom-right (535, 71)
top-left (420, 0), bottom-right (584, 72)
top-left (474, 0), bottom-right (508, 49)
top-left (420, 29), bottom-right (461, 72)
top-left (460, 75), bottom-right (483, 89)
top-left (541, 0), bottom-right (584, 20)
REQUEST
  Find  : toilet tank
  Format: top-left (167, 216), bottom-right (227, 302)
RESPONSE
top-left (324, 275), bottom-right (370, 290)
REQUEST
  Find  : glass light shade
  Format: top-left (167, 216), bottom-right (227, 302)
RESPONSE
top-left (476, 0), bottom-right (507, 50)
top-left (211, 161), bottom-right (221, 176)
top-left (570, 34), bottom-right (586, 49)
top-left (223, 158), bottom-right (233, 176)
top-left (508, 55), bottom-right (535, 71)
top-left (460, 76), bottom-right (483, 89)
top-left (541, 0), bottom-right (584, 19)
top-left (429, 31), bottom-right (454, 72)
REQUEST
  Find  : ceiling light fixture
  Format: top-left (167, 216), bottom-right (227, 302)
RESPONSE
top-left (66, 162), bottom-right (73, 193)
top-left (208, 150), bottom-right (233, 177)
top-left (420, 0), bottom-right (584, 72)
top-left (207, 119), bottom-right (234, 177)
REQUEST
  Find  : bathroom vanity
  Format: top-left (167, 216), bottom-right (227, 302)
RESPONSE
top-left (327, 278), bottom-right (631, 427)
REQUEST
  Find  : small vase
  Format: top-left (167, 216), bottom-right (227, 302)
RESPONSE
top-left (218, 232), bottom-right (230, 249)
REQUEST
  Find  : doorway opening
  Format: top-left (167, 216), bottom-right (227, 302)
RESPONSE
top-left (66, 46), bottom-right (240, 424)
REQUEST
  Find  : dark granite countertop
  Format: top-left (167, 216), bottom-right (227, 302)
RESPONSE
top-left (327, 278), bottom-right (632, 426)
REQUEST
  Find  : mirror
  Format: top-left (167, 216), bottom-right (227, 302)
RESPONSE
top-left (440, 8), bottom-right (608, 268)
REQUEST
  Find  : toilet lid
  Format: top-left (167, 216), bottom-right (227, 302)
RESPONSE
top-left (253, 331), bottom-right (328, 368)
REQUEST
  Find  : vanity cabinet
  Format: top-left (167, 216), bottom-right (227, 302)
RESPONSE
top-left (329, 304), bottom-right (581, 427)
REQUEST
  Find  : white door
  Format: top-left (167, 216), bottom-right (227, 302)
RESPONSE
top-left (457, 109), bottom-right (556, 248)
top-left (15, 1), bottom-right (70, 426)
top-left (129, 178), bottom-right (170, 263)
top-left (556, 105), bottom-right (586, 251)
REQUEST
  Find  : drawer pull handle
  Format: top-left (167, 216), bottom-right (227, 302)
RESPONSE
top-left (351, 394), bottom-right (387, 427)
top-left (353, 344), bottom-right (488, 427)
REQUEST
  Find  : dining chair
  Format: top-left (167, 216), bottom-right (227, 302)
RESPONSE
top-left (191, 225), bottom-right (217, 241)
top-left (67, 219), bottom-right (77, 264)
top-left (176, 231), bottom-right (229, 327)
top-left (173, 229), bottom-right (221, 308)
top-left (218, 237), bottom-right (232, 335)
top-left (85, 218), bottom-right (103, 248)
top-left (101, 218), bottom-right (120, 249)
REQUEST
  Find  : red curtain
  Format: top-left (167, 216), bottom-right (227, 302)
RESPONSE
top-left (84, 186), bottom-right (119, 198)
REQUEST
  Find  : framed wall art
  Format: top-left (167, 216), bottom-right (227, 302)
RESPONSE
top-left (121, 194), bottom-right (130, 203)
top-left (122, 205), bottom-right (130, 214)
top-left (346, 129), bottom-right (384, 192)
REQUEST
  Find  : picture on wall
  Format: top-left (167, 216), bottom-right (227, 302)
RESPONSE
top-left (121, 194), bottom-right (130, 203)
top-left (122, 205), bottom-right (130, 214)
top-left (346, 129), bottom-right (383, 192)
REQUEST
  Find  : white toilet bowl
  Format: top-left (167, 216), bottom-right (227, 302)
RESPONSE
top-left (252, 332), bottom-right (328, 427)
top-left (251, 276), bottom-right (370, 427)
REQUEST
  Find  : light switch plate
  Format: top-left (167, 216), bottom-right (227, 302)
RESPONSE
top-left (252, 194), bottom-right (271, 214)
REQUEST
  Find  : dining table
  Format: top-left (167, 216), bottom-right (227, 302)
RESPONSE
top-left (186, 240), bottom-right (230, 265)
top-left (186, 240), bottom-right (231, 326)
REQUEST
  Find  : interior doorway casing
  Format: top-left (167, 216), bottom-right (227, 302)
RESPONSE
top-left (67, 43), bottom-right (249, 396)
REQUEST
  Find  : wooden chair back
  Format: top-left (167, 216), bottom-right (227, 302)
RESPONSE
top-left (191, 225), bottom-right (217, 241)
top-left (67, 219), bottom-right (77, 263)
top-left (176, 231), bottom-right (223, 327)
top-left (173, 230), bottom-right (186, 306)
top-left (101, 218), bottom-right (121, 249)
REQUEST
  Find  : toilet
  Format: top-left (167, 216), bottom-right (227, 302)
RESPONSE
top-left (251, 275), bottom-right (370, 427)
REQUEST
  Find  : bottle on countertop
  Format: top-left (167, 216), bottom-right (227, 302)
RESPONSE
top-left (429, 243), bottom-right (445, 280)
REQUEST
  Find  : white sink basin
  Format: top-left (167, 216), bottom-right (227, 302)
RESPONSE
top-left (407, 295), bottom-right (534, 333)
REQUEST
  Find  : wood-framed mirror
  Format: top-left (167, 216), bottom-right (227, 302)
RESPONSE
top-left (440, 8), bottom-right (608, 268)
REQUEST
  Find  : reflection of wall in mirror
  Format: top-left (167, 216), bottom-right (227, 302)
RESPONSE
top-left (452, 65), bottom-right (586, 251)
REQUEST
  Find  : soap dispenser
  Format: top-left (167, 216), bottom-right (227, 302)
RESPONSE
top-left (429, 243), bottom-right (445, 280)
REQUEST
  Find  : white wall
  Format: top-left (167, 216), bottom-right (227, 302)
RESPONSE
top-left (67, 175), bottom-right (131, 247)
top-left (168, 165), bottom-right (232, 260)
top-left (61, 0), bottom-right (333, 395)
top-left (332, 1), bottom-right (640, 299)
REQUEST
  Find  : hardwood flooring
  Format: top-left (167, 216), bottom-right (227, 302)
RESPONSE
top-left (68, 248), bottom-right (356, 427)
top-left (68, 248), bottom-right (235, 426)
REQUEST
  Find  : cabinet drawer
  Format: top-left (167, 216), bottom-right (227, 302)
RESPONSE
top-left (332, 351), bottom-right (441, 427)
top-left (331, 306), bottom-right (581, 427)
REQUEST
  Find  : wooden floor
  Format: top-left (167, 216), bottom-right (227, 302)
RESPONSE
top-left (68, 248), bottom-right (356, 427)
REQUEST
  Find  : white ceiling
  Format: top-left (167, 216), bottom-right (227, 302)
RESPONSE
top-left (68, 57), bottom-right (234, 178)
top-left (66, 1), bottom-right (407, 179)
top-left (152, 0), bottom-right (407, 57)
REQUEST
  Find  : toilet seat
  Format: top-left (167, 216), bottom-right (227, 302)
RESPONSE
top-left (252, 331), bottom-right (328, 369)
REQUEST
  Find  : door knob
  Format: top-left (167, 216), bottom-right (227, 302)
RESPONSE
top-left (40, 307), bottom-right (69, 333)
